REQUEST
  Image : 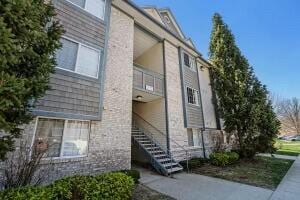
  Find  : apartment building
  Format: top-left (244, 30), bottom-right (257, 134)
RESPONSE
top-left (5, 0), bottom-right (223, 180)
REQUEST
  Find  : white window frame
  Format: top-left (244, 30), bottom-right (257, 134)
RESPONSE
top-left (66, 0), bottom-right (106, 20)
top-left (189, 56), bottom-right (196, 71)
top-left (186, 87), bottom-right (200, 106)
top-left (56, 36), bottom-right (101, 79)
top-left (31, 117), bottom-right (90, 159)
top-left (183, 52), bottom-right (196, 72)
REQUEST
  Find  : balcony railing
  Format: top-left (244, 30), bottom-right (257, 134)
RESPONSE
top-left (133, 64), bottom-right (164, 96)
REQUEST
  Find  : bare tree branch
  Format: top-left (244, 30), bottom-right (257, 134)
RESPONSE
top-left (276, 97), bottom-right (300, 135)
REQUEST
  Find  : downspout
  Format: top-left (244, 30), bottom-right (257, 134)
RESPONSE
top-left (196, 58), bottom-right (207, 159)
top-left (162, 40), bottom-right (170, 151)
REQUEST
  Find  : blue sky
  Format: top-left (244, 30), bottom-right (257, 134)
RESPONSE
top-left (134, 0), bottom-right (300, 99)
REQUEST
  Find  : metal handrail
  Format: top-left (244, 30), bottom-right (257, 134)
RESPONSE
top-left (132, 111), bottom-right (192, 172)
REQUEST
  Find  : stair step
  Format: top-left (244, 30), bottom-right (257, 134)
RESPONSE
top-left (132, 123), bottom-right (183, 176)
top-left (145, 146), bottom-right (160, 150)
top-left (142, 143), bottom-right (156, 146)
top-left (153, 153), bottom-right (168, 157)
top-left (132, 135), bottom-right (146, 137)
top-left (167, 167), bottom-right (183, 173)
top-left (135, 138), bottom-right (151, 141)
top-left (149, 150), bottom-right (165, 154)
top-left (133, 138), bottom-right (150, 142)
top-left (157, 158), bottom-right (172, 163)
top-left (147, 148), bottom-right (161, 152)
top-left (138, 141), bottom-right (152, 144)
top-left (163, 162), bottom-right (179, 168)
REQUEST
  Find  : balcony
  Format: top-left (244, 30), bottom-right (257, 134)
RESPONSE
top-left (133, 64), bottom-right (164, 102)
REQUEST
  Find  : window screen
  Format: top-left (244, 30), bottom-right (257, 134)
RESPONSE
top-left (56, 38), bottom-right (78, 71)
top-left (76, 45), bottom-right (100, 78)
top-left (34, 118), bottom-right (89, 158)
top-left (187, 129), bottom-right (194, 146)
top-left (35, 118), bottom-right (65, 157)
top-left (183, 53), bottom-right (190, 67)
top-left (85, 0), bottom-right (106, 19)
top-left (62, 120), bottom-right (89, 157)
top-left (69, 0), bottom-right (86, 8)
top-left (56, 38), bottom-right (101, 78)
top-left (189, 57), bottom-right (196, 71)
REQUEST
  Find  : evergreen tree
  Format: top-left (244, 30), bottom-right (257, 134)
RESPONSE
top-left (209, 13), bottom-right (280, 158)
top-left (0, 0), bottom-right (64, 160)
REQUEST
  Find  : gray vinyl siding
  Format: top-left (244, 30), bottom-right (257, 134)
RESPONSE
top-left (54, 0), bottom-right (106, 49)
top-left (179, 48), bottom-right (204, 128)
top-left (184, 68), bottom-right (199, 89)
top-left (33, 0), bottom-right (110, 120)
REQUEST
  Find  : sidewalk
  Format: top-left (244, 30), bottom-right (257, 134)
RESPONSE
top-left (270, 155), bottom-right (300, 200)
top-left (258, 153), bottom-right (297, 160)
top-left (138, 167), bottom-right (273, 200)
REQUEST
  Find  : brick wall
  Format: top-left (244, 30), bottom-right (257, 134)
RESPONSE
top-left (164, 41), bottom-right (188, 149)
top-left (0, 6), bottom-right (134, 184)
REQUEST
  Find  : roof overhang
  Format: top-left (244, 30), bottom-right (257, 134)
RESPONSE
top-left (112, 1), bottom-right (200, 55)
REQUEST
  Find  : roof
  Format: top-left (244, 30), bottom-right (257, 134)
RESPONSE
top-left (141, 6), bottom-right (186, 39)
top-left (122, 0), bottom-right (213, 67)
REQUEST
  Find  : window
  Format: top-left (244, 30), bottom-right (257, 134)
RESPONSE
top-left (68, 0), bottom-right (106, 20)
top-left (183, 52), bottom-right (196, 71)
top-left (34, 118), bottom-right (89, 158)
top-left (187, 129), bottom-right (194, 146)
top-left (187, 129), bottom-right (201, 147)
top-left (56, 37), bottom-right (101, 78)
top-left (187, 87), bottom-right (200, 106)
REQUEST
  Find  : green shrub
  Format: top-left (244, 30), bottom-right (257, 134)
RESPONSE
top-left (227, 152), bottom-right (239, 164)
top-left (0, 172), bottom-right (135, 200)
top-left (180, 158), bottom-right (208, 169)
top-left (95, 172), bottom-right (135, 200)
top-left (120, 169), bottom-right (140, 183)
top-left (210, 152), bottom-right (229, 167)
top-left (209, 152), bottom-right (239, 167)
top-left (0, 186), bottom-right (53, 200)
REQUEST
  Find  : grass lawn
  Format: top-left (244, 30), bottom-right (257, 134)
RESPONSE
top-left (274, 140), bottom-right (300, 156)
top-left (191, 156), bottom-right (294, 190)
top-left (132, 184), bottom-right (175, 200)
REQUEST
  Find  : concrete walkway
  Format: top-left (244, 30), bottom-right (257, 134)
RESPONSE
top-left (270, 155), bottom-right (300, 200)
top-left (138, 168), bottom-right (273, 200)
top-left (258, 153), bottom-right (298, 160)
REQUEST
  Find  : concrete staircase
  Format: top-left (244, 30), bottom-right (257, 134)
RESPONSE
top-left (132, 125), bottom-right (183, 175)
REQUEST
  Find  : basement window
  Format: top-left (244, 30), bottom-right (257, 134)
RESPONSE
top-left (33, 118), bottom-right (90, 158)
top-left (187, 87), bottom-right (200, 106)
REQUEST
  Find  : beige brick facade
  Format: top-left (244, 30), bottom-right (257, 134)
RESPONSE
top-left (0, 1), bottom-right (225, 184)
top-left (0, 6), bottom-right (134, 183)
top-left (164, 41), bottom-right (188, 148)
